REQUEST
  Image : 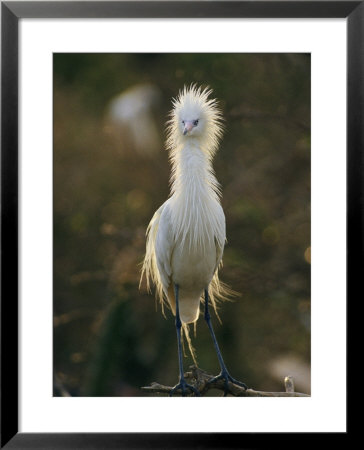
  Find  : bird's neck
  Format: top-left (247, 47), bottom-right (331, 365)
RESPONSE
top-left (170, 141), bottom-right (220, 201)
top-left (168, 141), bottom-right (224, 249)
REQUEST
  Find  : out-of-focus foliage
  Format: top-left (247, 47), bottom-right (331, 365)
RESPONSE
top-left (53, 53), bottom-right (310, 396)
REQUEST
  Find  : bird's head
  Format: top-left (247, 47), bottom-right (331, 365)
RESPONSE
top-left (166, 84), bottom-right (224, 158)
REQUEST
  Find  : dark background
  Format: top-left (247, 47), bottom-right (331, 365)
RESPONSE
top-left (53, 53), bottom-right (310, 397)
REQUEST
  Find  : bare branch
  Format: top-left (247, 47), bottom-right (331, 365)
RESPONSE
top-left (141, 366), bottom-right (309, 397)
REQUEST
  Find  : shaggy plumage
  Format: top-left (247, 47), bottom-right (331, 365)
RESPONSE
top-left (140, 85), bottom-right (235, 362)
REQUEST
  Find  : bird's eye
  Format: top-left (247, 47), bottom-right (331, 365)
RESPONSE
top-left (193, 120), bottom-right (199, 126)
top-left (182, 120), bottom-right (185, 125)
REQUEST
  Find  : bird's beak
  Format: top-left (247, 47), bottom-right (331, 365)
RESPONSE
top-left (183, 121), bottom-right (194, 135)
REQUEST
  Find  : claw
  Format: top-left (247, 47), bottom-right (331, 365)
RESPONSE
top-left (206, 371), bottom-right (248, 396)
top-left (169, 379), bottom-right (201, 397)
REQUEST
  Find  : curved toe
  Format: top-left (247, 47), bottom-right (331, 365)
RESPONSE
top-left (206, 371), bottom-right (248, 396)
top-left (169, 380), bottom-right (201, 397)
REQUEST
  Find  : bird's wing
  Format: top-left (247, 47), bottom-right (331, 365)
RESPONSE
top-left (215, 237), bottom-right (225, 272)
top-left (155, 200), bottom-right (174, 292)
top-left (214, 203), bottom-right (226, 273)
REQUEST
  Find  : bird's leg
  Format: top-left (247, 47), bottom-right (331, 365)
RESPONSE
top-left (204, 289), bottom-right (248, 396)
top-left (169, 284), bottom-right (200, 397)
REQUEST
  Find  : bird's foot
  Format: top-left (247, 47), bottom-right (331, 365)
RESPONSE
top-left (169, 378), bottom-right (201, 397)
top-left (206, 370), bottom-right (248, 396)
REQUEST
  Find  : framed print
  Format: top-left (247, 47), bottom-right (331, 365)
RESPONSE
top-left (1, 1), bottom-right (358, 447)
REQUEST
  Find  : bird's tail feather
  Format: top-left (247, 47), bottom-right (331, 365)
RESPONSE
top-left (206, 271), bottom-right (239, 324)
top-left (180, 272), bottom-right (238, 363)
top-left (182, 323), bottom-right (197, 365)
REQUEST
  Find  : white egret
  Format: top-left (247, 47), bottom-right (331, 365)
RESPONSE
top-left (141, 85), bottom-right (247, 396)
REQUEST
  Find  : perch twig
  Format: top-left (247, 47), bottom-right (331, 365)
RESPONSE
top-left (142, 366), bottom-right (309, 397)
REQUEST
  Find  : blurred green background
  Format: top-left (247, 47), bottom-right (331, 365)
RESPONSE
top-left (53, 53), bottom-right (310, 397)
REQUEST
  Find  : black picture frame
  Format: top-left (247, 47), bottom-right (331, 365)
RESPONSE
top-left (1, 1), bottom-right (357, 448)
